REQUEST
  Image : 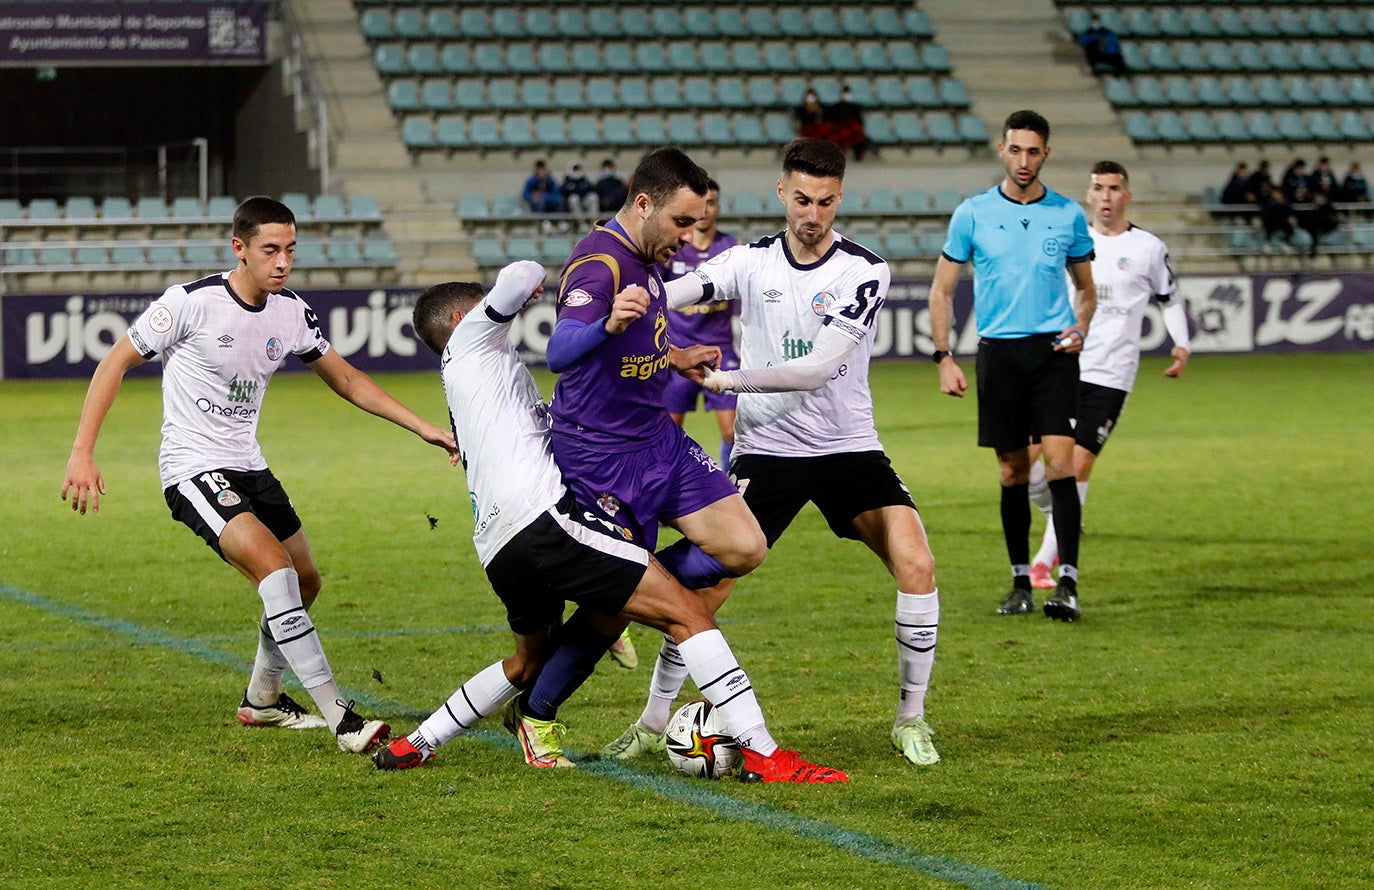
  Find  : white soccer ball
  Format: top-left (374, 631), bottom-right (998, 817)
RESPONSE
top-left (665, 700), bottom-right (742, 779)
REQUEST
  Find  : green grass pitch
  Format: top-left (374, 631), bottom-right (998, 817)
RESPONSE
top-left (2, 352), bottom-right (1371, 889)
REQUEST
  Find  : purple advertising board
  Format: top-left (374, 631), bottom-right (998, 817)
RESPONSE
top-left (0, 3), bottom-right (266, 65)
top-left (3, 272), bottom-right (1374, 380)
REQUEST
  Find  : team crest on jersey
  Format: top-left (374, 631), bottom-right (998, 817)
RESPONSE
top-left (148, 305), bottom-right (174, 334)
top-left (216, 490), bottom-right (242, 507)
top-left (265, 337), bottom-right (284, 361)
top-left (597, 493), bottom-right (621, 517)
top-left (648, 277), bottom-right (661, 298)
top-left (564, 288), bottom-right (594, 307)
top-left (1116, 256), bottom-right (1131, 270)
top-left (1042, 238), bottom-right (1061, 257)
top-left (810, 292), bottom-right (835, 316)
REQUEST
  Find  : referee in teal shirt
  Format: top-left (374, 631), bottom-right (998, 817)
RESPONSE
top-left (928, 110), bottom-right (1097, 622)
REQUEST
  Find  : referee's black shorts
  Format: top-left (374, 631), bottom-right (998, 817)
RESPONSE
top-left (729, 451), bottom-right (916, 545)
top-left (975, 334), bottom-right (1079, 451)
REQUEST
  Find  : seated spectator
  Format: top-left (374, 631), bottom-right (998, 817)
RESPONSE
top-left (1339, 162), bottom-right (1368, 203)
top-left (560, 160), bottom-right (595, 215)
top-left (522, 159), bottom-right (563, 214)
top-left (1297, 184), bottom-right (1340, 257)
top-left (793, 88), bottom-right (827, 140)
top-left (1079, 17), bottom-right (1127, 76)
top-left (1307, 157), bottom-right (1337, 198)
top-left (1281, 159), bottom-right (1310, 205)
top-left (826, 87), bottom-right (873, 161)
top-left (1256, 181), bottom-right (1295, 248)
top-left (595, 158), bottom-right (628, 213)
top-left (1247, 159), bottom-right (1274, 200)
top-left (1220, 162), bottom-right (1252, 204)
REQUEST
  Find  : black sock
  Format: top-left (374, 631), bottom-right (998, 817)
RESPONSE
top-left (1001, 483), bottom-right (1031, 588)
top-left (1048, 477), bottom-right (1081, 572)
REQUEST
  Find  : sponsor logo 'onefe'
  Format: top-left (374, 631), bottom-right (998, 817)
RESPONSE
top-left (196, 398), bottom-right (258, 418)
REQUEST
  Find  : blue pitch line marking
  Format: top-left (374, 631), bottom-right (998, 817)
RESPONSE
top-left (1, 582), bottom-right (1043, 890)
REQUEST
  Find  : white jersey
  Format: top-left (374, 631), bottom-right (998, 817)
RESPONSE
top-left (694, 231), bottom-right (889, 457)
top-left (441, 291), bottom-right (565, 566)
top-left (1078, 225), bottom-right (1176, 393)
top-left (126, 272), bottom-right (330, 488)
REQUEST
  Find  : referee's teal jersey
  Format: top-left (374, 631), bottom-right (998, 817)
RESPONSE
top-left (941, 186), bottom-right (1094, 338)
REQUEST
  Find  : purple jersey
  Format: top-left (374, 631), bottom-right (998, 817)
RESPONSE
top-left (664, 232), bottom-right (739, 350)
top-left (551, 222), bottom-right (673, 445)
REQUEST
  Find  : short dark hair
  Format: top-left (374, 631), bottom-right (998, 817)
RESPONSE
top-left (781, 137), bottom-right (847, 180)
top-left (706, 177), bottom-right (721, 193)
top-left (412, 281), bottom-right (486, 355)
top-left (1091, 160), bottom-right (1130, 184)
top-left (1003, 110), bottom-right (1051, 142)
top-left (233, 197), bottom-right (294, 243)
top-left (625, 147), bottom-right (711, 207)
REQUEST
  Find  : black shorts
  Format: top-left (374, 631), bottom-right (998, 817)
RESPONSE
top-left (484, 492), bottom-right (649, 635)
top-left (1074, 381), bottom-right (1130, 455)
top-left (164, 468), bottom-right (303, 560)
top-left (729, 451), bottom-right (916, 545)
top-left (975, 335), bottom-right (1079, 451)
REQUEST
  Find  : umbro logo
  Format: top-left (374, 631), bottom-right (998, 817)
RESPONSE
top-left (763, 289), bottom-right (782, 303)
top-left (218, 334), bottom-right (234, 347)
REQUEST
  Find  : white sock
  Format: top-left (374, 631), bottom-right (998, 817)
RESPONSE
top-left (258, 568), bottom-right (345, 729)
top-left (245, 616), bottom-right (289, 706)
top-left (413, 660), bottom-right (519, 750)
top-left (677, 629), bottom-right (777, 755)
top-left (1034, 520), bottom-right (1060, 568)
top-left (1028, 461), bottom-right (1053, 516)
top-left (895, 589), bottom-right (939, 720)
top-left (1078, 481), bottom-right (1089, 511)
top-left (637, 636), bottom-right (690, 733)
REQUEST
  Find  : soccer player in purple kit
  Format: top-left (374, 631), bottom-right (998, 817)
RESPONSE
top-left (498, 148), bottom-right (769, 752)
top-left (662, 178), bottom-right (740, 470)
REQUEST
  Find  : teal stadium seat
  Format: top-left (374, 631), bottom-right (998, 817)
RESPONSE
top-left (1334, 10), bottom-right (1367, 38)
top-left (473, 45), bottom-right (505, 75)
top-left (279, 192), bottom-right (310, 220)
top-left (1216, 112), bottom-right (1249, 143)
top-left (505, 237), bottom-right (540, 265)
top-left (457, 193), bottom-right (488, 219)
top-left (185, 244), bottom-right (219, 267)
top-left (1246, 112), bottom-right (1280, 142)
top-left (75, 245), bottom-right (107, 265)
top-left (651, 80), bottom-right (682, 107)
top-left (1276, 112), bottom-right (1308, 142)
top-left (827, 44), bottom-right (862, 74)
top-left (715, 77), bottom-right (748, 109)
top-left (388, 79), bottom-right (420, 111)
top-left (922, 45), bottom-right (951, 73)
top-left (101, 196), bottom-right (134, 219)
top-left (888, 44), bottom-right (923, 73)
top-left (668, 42), bottom-right (699, 72)
top-left (1235, 43), bottom-right (1266, 72)
top-left (870, 8), bottom-right (903, 37)
top-left (374, 45), bottom-right (405, 75)
top-left (731, 44), bottom-right (766, 73)
top-left (762, 113), bottom-right (794, 144)
top-left (521, 80), bottom-right (552, 108)
top-left (1164, 77), bottom-right (1196, 106)
top-left (883, 232), bottom-right (921, 261)
top-left (568, 115), bottom-right (599, 146)
top-left (393, 8), bottom-right (425, 40)
top-left (634, 116), bottom-right (667, 145)
top-left (1256, 76), bottom-right (1286, 107)
top-left (892, 113), bottom-right (925, 144)
top-left (348, 195), bottom-right (381, 221)
top-left (651, 8), bottom-right (682, 36)
top-left (426, 9), bottom-right (458, 39)
top-left (1297, 44), bottom-right (1331, 72)
top-left (556, 78), bottom-right (589, 110)
top-left (486, 78), bottom-right (518, 111)
top-left (360, 9), bottom-right (392, 39)
top-left (810, 9), bottom-right (841, 39)
top-left (500, 118), bottom-right (536, 150)
top-left (930, 188), bottom-right (960, 213)
top-left (505, 42), bottom-right (539, 76)
top-left (714, 9), bottom-right (747, 39)
top-left (27, 198), bottom-right (60, 219)
top-left (1104, 77), bottom-right (1135, 106)
top-left (468, 115), bottom-right (500, 149)
top-left (1338, 112), bottom-right (1371, 141)
top-left (666, 113), bottom-right (702, 146)
top-left (904, 9), bottom-right (933, 38)
top-left (875, 76), bottom-right (907, 107)
top-left (441, 45), bottom-right (471, 73)
top-left (1309, 111), bottom-right (1340, 143)
top-left (207, 196), bottom-right (237, 219)
top-left (841, 9), bottom-right (874, 38)
top-left (362, 238), bottom-right (398, 266)
top-left (453, 78), bottom-right (485, 111)
top-left (1155, 111), bottom-right (1187, 142)
top-left (1216, 10), bottom-right (1248, 39)
top-left (732, 115), bottom-right (769, 148)
top-left (1225, 78), bottom-right (1259, 106)
top-left (682, 76), bottom-right (712, 105)
top-left (729, 190), bottom-right (765, 215)
top-left (1134, 76), bottom-right (1166, 106)
top-left (1265, 44), bottom-right (1299, 72)
top-left (555, 9), bottom-right (587, 37)
top-left (745, 9), bottom-right (775, 37)
top-left (171, 197), bottom-right (204, 218)
top-left (776, 8), bottom-right (808, 38)
top-left (1316, 77), bottom-right (1349, 106)
top-left (1288, 79), bottom-right (1320, 106)
top-left (699, 113), bottom-right (731, 146)
top-left (866, 188), bottom-right (898, 213)
top-left (746, 78), bottom-right (778, 107)
top-left (926, 112), bottom-right (961, 145)
top-left (1124, 112), bottom-right (1158, 143)
top-left (939, 79), bottom-right (970, 107)
top-left (471, 238), bottom-right (505, 267)
top-left (65, 196), bottom-right (98, 220)
top-left (700, 41), bottom-right (732, 74)
top-left (1185, 10), bottom-right (1220, 39)
top-left (1186, 112), bottom-right (1220, 142)
top-left (135, 196), bottom-right (168, 219)
top-left (959, 113), bottom-right (989, 144)
top-left (1248, 13), bottom-right (1279, 40)
top-left (490, 7), bottom-right (522, 39)
top-left (329, 242), bottom-right (364, 266)
top-left (1205, 44), bottom-right (1240, 72)
top-left (1349, 79), bottom-right (1374, 106)
top-left (618, 78), bottom-right (651, 110)
top-left (764, 42), bottom-right (799, 73)
top-left (602, 115), bottom-right (636, 147)
top-left (1126, 9), bottom-right (1157, 38)
top-left (535, 114), bottom-right (569, 147)
top-left (684, 8), bottom-right (716, 37)
top-left (109, 245), bottom-right (144, 265)
top-left (619, 9), bottom-right (651, 39)
top-left (491, 194), bottom-right (522, 217)
top-left (900, 188), bottom-right (931, 213)
top-left (436, 116), bottom-right (466, 149)
top-left (536, 44), bottom-right (568, 71)
top-left (864, 113), bottom-right (893, 145)
top-left (1197, 77), bottom-right (1227, 106)
top-left (421, 79), bottom-right (453, 110)
top-left (458, 9), bottom-right (490, 39)
top-left (408, 45), bottom-right (439, 75)
top-left (846, 80), bottom-right (875, 107)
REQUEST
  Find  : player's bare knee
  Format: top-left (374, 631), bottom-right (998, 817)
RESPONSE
top-left (503, 653), bottom-right (544, 689)
top-left (895, 551), bottom-right (937, 593)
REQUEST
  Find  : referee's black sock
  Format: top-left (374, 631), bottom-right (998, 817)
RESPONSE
top-left (1000, 482), bottom-right (1032, 588)
top-left (1048, 476), bottom-right (1081, 583)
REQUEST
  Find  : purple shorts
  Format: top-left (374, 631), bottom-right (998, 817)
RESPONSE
top-left (663, 373), bottom-right (738, 414)
top-left (551, 421), bottom-right (739, 550)
top-left (662, 348), bottom-right (739, 414)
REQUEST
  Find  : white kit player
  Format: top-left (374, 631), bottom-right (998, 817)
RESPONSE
top-left (600, 138), bottom-right (944, 768)
top-left (62, 197), bottom-right (457, 754)
top-left (1027, 161), bottom-right (1191, 589)
top-left (374, 261), bottom-right (846, 784)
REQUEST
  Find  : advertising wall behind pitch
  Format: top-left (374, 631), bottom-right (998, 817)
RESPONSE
top-left (4, 272), bottom-right (1374, 380)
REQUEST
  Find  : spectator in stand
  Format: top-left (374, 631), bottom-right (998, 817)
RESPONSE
top-left (794, 87), bottom-right (828, 140)
top-left (1247, 160), bottom-right (1274, 200)
top-left (561, 160), bottom-right (596, 216)
top-left (522, 160), bottom-right (563, 214)
top-left (1297, 184), bottom-right (1340, 257)
top-left (595, 158), bottom-right (628, 213)
top-left (1220, 162), bottom-right (1252, 204)
top-left (1257, 181), bottom-right (1295, 248)
top-left (1308, 157), bottom-right (1338, 198)
top-left (827, 87), bottom-right (872, 161)
top-left (1079, 16), bottom-right (1127, 76)
top-left (1339, 162), bottom-right (1367, 203)
top-left (1280, 159), bottom-right (1310, 205)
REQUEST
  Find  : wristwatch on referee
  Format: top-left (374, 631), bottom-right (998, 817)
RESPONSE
top-left (931, 350), bottom-right (952, 364)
